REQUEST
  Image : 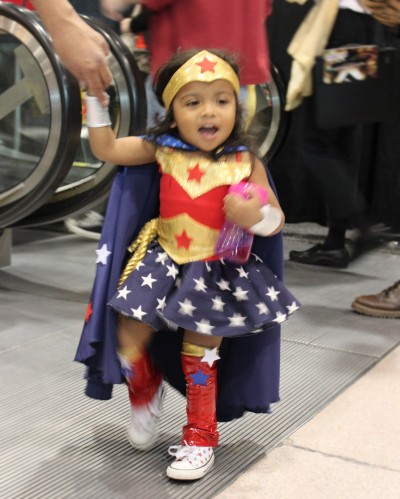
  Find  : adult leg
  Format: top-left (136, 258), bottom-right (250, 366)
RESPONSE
top-left (167, 331), bottom-right (222, 480)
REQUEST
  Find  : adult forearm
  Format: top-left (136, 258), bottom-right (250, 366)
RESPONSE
top-left (30, 0), bottom-right (112, 103)
top-left (30, 0), bottom-right (77, 31)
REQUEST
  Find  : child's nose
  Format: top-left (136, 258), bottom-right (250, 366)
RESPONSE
top-left (201, 103), bottom-right (216, 116)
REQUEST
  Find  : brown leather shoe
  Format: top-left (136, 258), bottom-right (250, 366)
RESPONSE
top-left (351, 280), bottom-right (400, 318)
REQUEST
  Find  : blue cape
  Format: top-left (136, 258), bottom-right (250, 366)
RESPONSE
top-left (75, 136), bottom-right (283, 422)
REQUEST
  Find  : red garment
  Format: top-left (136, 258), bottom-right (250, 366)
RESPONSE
top-left (143, 0), bottom-right (272, 84)
top-left (4, 0), bottom-right (34, 10)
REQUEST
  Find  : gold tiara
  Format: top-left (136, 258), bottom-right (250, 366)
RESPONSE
top-left (162, 50), bottom-right (240, 110)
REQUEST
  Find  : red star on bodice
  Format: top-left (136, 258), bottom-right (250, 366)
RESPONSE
top-left (196, 56), bottom-right (217, 74)
top-left (85, 302), bottom-right (93, 323)
top-left (175, 230), bottom-right (193, 249)
top-left (187, 163), bottom-right (205, 183)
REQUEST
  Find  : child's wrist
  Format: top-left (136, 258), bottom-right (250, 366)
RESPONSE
top-left (85, 93), bottom-right (112, 127)
top-left (248, 204), bottom-right (282, 236)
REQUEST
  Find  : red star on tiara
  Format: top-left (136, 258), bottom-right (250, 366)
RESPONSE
top-left (196, 56), bottom-right (217, 74)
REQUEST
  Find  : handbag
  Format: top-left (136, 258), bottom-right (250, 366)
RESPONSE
top-left (312, 44), bottom-right (397, 128)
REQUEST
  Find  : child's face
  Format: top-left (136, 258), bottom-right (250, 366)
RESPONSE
top-left (171, 79), bottom-right (237, 152)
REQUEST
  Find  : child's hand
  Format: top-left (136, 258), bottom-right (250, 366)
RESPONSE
top-left (223, 190), bottom-right (263, 229)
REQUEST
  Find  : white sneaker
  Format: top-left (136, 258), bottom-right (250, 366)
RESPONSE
top-left (167, 445), bottom-right (214, 480)
top-left (64, 210), bottom-right (104, 241)
top-left (126, 384), bottom-right (165, 451)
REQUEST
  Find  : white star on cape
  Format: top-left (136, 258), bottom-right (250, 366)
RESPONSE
top-left (211, 296), bottom-right (225, 311)
top-left (251, 253), bottom-right (263, 262)
top-left (255, 302), bottom-right (269, 315)
top-left (156, 296), bottom-right (167, 311)
top-left (273, 311), bottom-right (287, 324)
top-left (217, 279), bottom-right (231, 291)
top-left (193, 277), bottom-right (207, 293)
top-left (201, 347), bottom-right (221, 367)
top-left (266, 286), bottom-right (280, 301)
top-left (228, 313), bottom-right (247, 327)
top-left (117, 285), bottom-right (131, 300)
top-left (236, 266), bottom-right (249, 278)
top-left (233, 286), bottom-right (249, 301)
top-left (155, 252), bottom-right (168, 265)
top-left (195, 319), bottom-right (214, 335)
top-left (287, 301), bottom-right (300, 314)
top-left (141, 273), bottom-right (157, 288)
top-left (131, 306), bottom-right (147, 320)
top-left (166, 264), bottom-right (179, 279)
top-left (96, 243), bottom-right (111, 265)
top-left (178, 299), bottom-right (197, 316)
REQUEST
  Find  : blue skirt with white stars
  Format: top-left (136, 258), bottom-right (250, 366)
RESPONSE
top-left (108, 241), bottom-right (299, 337)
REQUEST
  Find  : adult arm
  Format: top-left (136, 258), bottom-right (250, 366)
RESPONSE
top-left (31, 0), bottom-right (112, 103)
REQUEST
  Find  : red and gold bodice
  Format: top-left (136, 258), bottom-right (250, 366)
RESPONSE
top-left (156, 146), bottom-right (251, 264)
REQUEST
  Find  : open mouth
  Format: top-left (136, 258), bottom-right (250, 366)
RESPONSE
top-left (198, 125), bottom-right (218, 140)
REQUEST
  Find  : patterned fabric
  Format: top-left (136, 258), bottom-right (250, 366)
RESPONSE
top-left (75, 134), bottom-right (289, 422)
top-left (109, 241), bottom-right (299, 337)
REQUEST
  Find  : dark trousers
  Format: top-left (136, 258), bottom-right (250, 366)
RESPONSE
top-left (296, 10), bottom-right (378, 230)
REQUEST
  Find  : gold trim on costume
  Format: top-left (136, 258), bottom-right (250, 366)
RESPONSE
top-left (119, 218), bottom-right (159, 286)
top-left (118, 345), bottom-right (143, 363)
top-left (158, 214), bottom-right (219, 264)
top-left (162, 50), bottom-right (240, 110)
top-left (156, 148), bottom-right (251, 198)
top-left (181, 341), bottom-right (208, 357)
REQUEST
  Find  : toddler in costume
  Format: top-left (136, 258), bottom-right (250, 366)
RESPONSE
top-left (76, 49), bottom-right (300, 481)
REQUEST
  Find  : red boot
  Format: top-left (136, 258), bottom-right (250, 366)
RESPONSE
top-left (167, 346), bottom-right (219, 480)
top-left (119, 349), bottom-right (165, 450)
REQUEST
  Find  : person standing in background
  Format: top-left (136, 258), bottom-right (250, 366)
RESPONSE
top-left (351, 0), bottom-right (400, 318)
top-left (287, 1), bottom-right (385, 269)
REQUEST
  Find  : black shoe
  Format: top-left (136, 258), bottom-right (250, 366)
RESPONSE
top-left (289, 243), bottom-right (350, 269)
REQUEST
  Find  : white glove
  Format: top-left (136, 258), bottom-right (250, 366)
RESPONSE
top-left (249, 204), bottom-right (282, 236)
top-left (85, 93), bottom-right (111, 127)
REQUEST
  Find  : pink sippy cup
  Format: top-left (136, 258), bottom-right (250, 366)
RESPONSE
top-left (215, 182), bottom-right (268, 263)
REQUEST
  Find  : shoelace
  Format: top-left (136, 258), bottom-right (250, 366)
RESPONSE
top-left (168, 444), bottom-right (198, 461)
top-left (383, 280), bottom-right (400, 296)
top-left (168, 443), bottom-right (212, 461)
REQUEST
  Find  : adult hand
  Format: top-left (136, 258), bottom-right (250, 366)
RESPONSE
top-left (31, 0), bottom-right (113, 105)
top-left (100, 0), bottom-right (137, 21)
top-left (53, 17), bottom-right (112, 103)
top-left (361, 0), bottom-right (400, 27)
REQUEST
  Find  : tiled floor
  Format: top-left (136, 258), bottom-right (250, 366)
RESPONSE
top-left (1, 224), bottom-right (399, 498)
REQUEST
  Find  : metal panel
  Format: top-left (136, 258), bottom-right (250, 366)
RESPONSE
top-left (0, 228), bottom-right (399, 498)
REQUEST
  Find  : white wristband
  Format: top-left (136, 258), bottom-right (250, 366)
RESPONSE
top-left (85, 94), bottom-right (112, 127)
top-left (249, 204), bottom-right (282, 236)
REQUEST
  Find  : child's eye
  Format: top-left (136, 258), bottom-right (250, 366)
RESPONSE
top-left (185, 100), bottom-right (199, 107)
top-left (217, 98), bottom-right (229, 105)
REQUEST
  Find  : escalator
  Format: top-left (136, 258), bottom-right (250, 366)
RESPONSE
top-left (0, 2), bottom-right (146, 229)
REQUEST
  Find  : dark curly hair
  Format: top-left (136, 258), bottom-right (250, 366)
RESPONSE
top-left (146, 48), bottom-right (255, 156)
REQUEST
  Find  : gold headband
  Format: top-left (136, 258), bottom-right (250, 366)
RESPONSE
top-left (162, 50), bottom-right (240, 110)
